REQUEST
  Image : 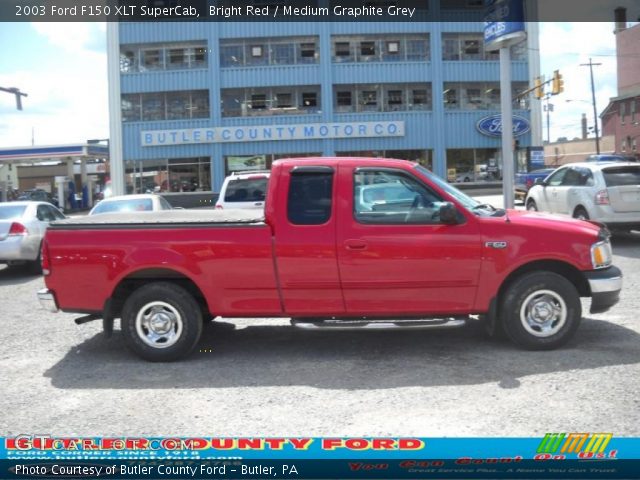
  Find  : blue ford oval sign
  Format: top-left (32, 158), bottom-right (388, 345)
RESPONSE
top-left (476, 114), bottom-right (530, 138)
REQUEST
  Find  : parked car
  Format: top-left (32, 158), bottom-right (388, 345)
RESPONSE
top-left (215, 171), bottom-right (270, 210)
top-left (0, 201), bottom-right (65, 272)
top-left (525, 162), bottom-right (640, 233)
top-left (39, 157), bottom-right (621, 361)
top-left (17, 189), bottom-right (59, 208)
top-left (455, 171), bottom-right (474, 183)
top-left (514, 168), bottom-right (556, 203)
top-left (89, 194), bottom-right (174, 215)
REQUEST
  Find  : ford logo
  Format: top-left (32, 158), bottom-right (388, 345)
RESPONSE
top-left (476, 114), bottom-right (530, 138)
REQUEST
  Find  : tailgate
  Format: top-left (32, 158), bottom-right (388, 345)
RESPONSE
top-left (603, 165), bottom-right (640, 213)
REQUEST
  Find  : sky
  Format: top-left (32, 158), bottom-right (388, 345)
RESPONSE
top-left (0, 21), bottom-right (626, 149)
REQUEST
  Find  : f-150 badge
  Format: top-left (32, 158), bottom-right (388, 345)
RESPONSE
top-left (485, 241), bottom-right (507, 249)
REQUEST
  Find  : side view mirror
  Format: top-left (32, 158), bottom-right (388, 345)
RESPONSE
top-left (534, 178), bottom-right (546, 186)
top-left (439, 202), bottom-right (458, 225)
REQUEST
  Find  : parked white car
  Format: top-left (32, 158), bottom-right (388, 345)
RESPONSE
top-left (0, 201), bottom-right (66, 272)
top-left (89, 194), bottom-right (174, 215)
top-left (525, 162), bottom-right (640, 233)
top-left (215, 171), bottom-right (270, 210)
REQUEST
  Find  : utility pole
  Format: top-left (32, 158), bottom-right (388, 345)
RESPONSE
top-left (543, 94), bottom-right (553, 144)
top-left (580, 58), bottom-right (602, 154)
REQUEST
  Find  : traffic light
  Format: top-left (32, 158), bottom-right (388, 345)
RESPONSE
top-left (551, 70), bottom-right (564, 95)
top-left (534, 77), bottom-right (544, 99)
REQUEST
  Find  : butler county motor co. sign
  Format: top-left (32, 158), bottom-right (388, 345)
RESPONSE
top-left (141, 121), bottom-right (405, 146)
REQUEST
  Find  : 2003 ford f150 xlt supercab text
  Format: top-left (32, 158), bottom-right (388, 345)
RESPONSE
top-left (37, 158), bottom-right (622, 361)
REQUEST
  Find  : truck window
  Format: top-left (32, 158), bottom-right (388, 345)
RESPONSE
top-left (354, 169), bottom-right (443, 224)
top-left (287, 170), bottom-right (333, 225)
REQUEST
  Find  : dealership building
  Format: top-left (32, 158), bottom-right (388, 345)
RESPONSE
top-left (106, 4), bottom-right (541, 194)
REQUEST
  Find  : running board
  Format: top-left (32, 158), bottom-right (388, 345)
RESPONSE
top-left (291, 317), bottom-right (467, 330)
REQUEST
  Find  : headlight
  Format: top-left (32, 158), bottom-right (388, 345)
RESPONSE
top-left (591, 240), bottom-right (612, 269)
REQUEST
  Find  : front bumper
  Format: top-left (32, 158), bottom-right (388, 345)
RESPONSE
top-left (586, 265), bottom-right (622, 314)
top-left (37, 288), bottom-right (59, 313)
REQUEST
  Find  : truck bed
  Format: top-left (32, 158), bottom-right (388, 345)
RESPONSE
top-left (49, 209), bottom-right (265, 228)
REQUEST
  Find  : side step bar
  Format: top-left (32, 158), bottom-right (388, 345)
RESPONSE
top-left (291, 317), bottom-right (467, 330)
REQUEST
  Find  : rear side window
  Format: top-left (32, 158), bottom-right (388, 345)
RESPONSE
top-left (287, 170), bottom-right (333, 225)
top-left (0, 206), bottom-right (26, 220)
top-left (602, 166), bottom-right (640, 187)
top-left (224, 178), bottom-right (268, 202)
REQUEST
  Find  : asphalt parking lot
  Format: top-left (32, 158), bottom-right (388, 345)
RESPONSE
top-left (0, 199), bottom-right (639, 437)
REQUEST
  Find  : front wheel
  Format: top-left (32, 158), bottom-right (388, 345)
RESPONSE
top-left (500, 272), bottom-right (581, 350)
top-left (121, 282), bottom-right (203, 362)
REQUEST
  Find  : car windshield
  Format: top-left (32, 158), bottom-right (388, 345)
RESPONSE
top-left (91, 199), bottom-right (153, 214)
top-left (415, 165), bottom-right (480, 210)
top-left (224, 178), bottom-right (268, 202)
top-left (0, 205), bottom-right (27, 220)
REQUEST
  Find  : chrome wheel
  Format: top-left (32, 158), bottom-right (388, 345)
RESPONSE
top-left (519, 289), bottom-right (567, 337)
top-left (135, 301), bottom-right (183, 349)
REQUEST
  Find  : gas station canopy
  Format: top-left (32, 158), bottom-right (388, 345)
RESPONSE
top-left (0, 143), bottom-right (109, 164)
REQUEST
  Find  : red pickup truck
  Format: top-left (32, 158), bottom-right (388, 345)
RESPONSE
top-left (38, 157), bottom-right (622, 361)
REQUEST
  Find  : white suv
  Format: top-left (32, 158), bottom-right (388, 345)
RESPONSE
top-left (215, 171), bottom-right (270, 210)
top-left (525, 162), bottom-right (640, 233)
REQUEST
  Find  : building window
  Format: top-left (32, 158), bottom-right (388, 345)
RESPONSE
top-left (386, 89), bottom-right (403, 109)
top-left (442, 34), bottom-right (504, 61)
top-left (220, 36), bottom-right (319, 67)
top-left (631, 99), bottom-right (636, 123)
top-left (443, 82), bottom-right (526, 110)
top-left (360, 41), bottom-right (376, 58)
top-left (142, 49), bottom-right (163, 70)
top-left (360, 90), bottom-right (378, 111)
top-left (302, 92), bottom-right (317, 108)
top-left (334, 83), bottom-right (431, 112)
top-left (221, 86), bottom-right (321, 117)
top-left (621, 102), bottom-right (626, 124)
top-left (387, 41), bottom-right (400, 54)
top-left (122, 90), bottom-right (209, 122)
top-left (120, 42), bottom-right (207, 73)
top-left (251, 94), bottom-right (267, 109)
top-left (446, 148), bottom-right (502, 183)
top-left (335, 42), bottom-right (352, 60)
top-left (251, 45), bottom-right (264, 57)
top-left (336, 91), bottom-right (352, 108)
top-left (300, 42), bottom-right (317, 61)
top-left (276, 93), bottom-right (293, 108)
top-left (333, 34), bottom-right (429, 63)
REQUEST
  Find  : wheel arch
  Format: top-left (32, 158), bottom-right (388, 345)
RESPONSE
top-left (498, 260), bottom-right (590, 302)
top-left (107, 268), bottom-right (211, 321)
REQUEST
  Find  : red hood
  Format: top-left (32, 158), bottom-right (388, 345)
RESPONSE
top-left (501, 209), bottom-right (602, 237)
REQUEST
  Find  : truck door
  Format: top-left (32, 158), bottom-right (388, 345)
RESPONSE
top-left (272, 165), bottom-right (346, 316)
top-left (336, 165), bottom-right (482, 315)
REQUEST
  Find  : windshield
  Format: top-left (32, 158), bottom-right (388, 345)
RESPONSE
top-left (415, 165), bottom-right (480, 210)
top-left (0, 205), bottom-right (27, 220)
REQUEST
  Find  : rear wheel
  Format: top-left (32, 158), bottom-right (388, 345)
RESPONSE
top-left (526, 199), bottom-right (538, 211)
top-left (500, 272), bottom-right (581, 350)
top-left (573, 207), bottom-right (589, 221)
top-left (121, 282), bottom-right (203, 362)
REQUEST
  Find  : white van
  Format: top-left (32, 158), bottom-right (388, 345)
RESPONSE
top-left (215, 171), bottom-right (270, 210)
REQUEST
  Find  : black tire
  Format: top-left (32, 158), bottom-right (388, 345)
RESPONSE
top-left (29, 244), bottom-right (42, 275)
top-left (121, 282), bottom-right (203, 362)
top-left (526, 199), bottom-right (538, 211)
top-left (500, 272), bottom-right (581, 350)
top-left (573, 207), bottom-right (589, 221)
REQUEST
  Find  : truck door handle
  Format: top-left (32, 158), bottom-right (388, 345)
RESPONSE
top-left (344, 240), bottom-right (368, 250)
